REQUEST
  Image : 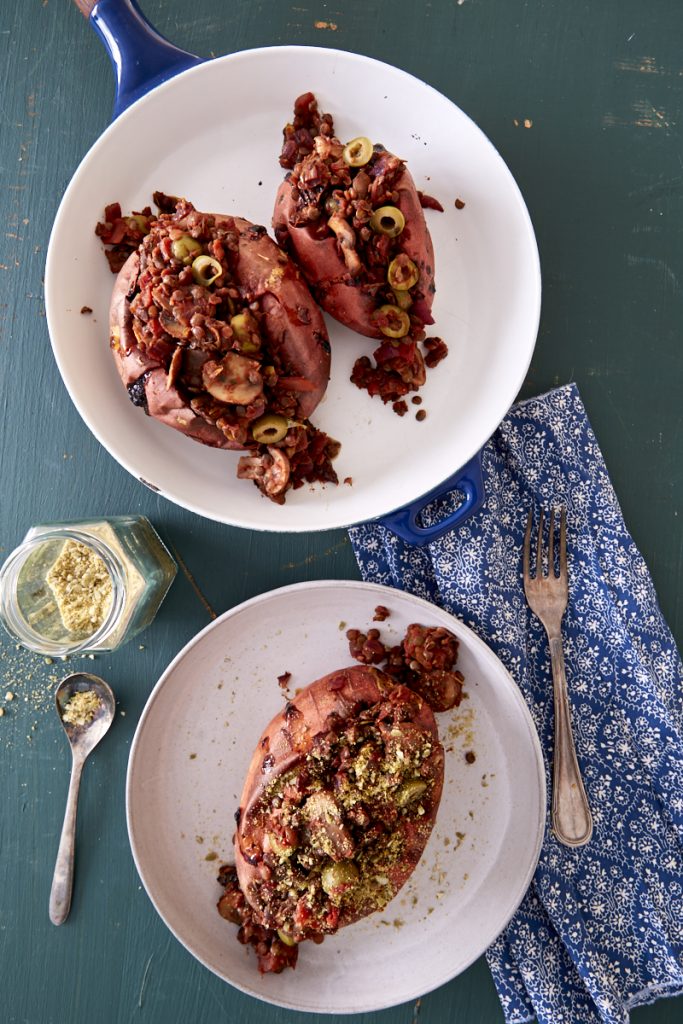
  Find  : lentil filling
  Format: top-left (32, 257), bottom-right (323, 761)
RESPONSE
top-left (97, 195), bottom-right (339, 503)
top-left (237, 682), bottom-right (442, 945)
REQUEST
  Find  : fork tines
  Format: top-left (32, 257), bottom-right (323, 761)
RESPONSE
top-left (523, 506), bottom-right (567, 581)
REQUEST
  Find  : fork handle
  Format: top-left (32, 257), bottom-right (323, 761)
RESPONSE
top-left (548, 636), bottom-right (593, 847)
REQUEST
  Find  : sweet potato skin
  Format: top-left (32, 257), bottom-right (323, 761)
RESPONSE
top-left (273, 166), bottom-right (435, 339)
top-left (109, 214), bottom-right (331, 448)
top-left (235, 664), bottom-right (444, 931)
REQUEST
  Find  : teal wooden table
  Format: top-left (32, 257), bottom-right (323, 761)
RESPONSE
top-left (1, 1), bottom-right (681, 1022)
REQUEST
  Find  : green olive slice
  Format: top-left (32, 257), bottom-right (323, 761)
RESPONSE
top-left (230, 310), bottom-right (260, 352)
top-left (369, 206), bottom-right (405, 238)
top-left (171, 234), bottom-right (203, 264)
top-left (127, 214), bottom-right (151, 234)
top-left (191, 254), bottom-right (222, 286)
top-left (374, 303), bottom-right (411, 339)
top-left (388, 254), bottom-right (419, 291)
top-left (392, 289), bottom-right (413, 311)
top-left (251, 413), bottom-right (289, 444)
top-left (342, 136), bottom-right (373, 167)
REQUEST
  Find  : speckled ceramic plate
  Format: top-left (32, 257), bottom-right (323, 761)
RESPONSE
top-left (126, 580), bottom-right (545, 1013)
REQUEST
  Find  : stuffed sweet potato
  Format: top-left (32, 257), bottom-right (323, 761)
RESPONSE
top-left (234, 664), bottom-right (444, 945)
top-left (273, 93), bottom-right (440, 343)
top-left (100, 197), bottom-right (338, 502)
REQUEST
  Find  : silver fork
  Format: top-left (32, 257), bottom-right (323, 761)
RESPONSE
top-left (523, 507), bottom-right (593, 847)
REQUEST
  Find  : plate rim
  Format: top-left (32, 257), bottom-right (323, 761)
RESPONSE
top-left (126, 579), bottom-right (547, 1012)
top-left (45, 45), bottom-right (541, 532)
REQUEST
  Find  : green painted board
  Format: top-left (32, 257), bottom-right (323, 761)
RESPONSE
top-left (1, 1), bottom-right (681, 1022)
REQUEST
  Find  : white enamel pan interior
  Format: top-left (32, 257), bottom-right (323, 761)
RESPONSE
top-left (45, 46), bottom-right (541, 531)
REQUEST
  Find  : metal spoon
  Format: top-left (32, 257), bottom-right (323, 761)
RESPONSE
top-left (49, 673), bottom-right (115, 925)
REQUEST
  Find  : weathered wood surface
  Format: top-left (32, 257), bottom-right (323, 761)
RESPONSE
top-left (0, 1), bottom-right (681, 1022)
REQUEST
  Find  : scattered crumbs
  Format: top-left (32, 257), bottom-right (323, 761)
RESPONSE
top-left (524, 118), bottom-right (533, 128)
top-left (180, 831), bottom-right (186, 839)
top-left (217, 682), bottom-right (223, 689)
top-left (120, 710), bottom-right (126, 717)
top-left (5, 691), bottom-right (15, 701)
top-left (465, 750), bottom-right (476, 764)
top-left (314, 19), bottom-right (338, 30)
top-left (481, 773), bottom-right (489, 788)
top-left (392, 918), bottom-right (404, 930)
top-left (138, 644), bottom-right (145, 650)
top-left (343, 476), bottom-right (353, 486)
top-left (80, 305), bottom-right (93, 315)
top-left (427, 906), bottom-right (434, 915)
top-left (513, 118), bottom-right (520, 127)
top-left (204, 851), bottom-right (218, 862)
top-left (456, 831), bottom-right (465, 843)
top-left (0, 708), bottom-right (4, 717)
top-left (44, 657), bottom-right (53, 665)
top-left (379, 919), bottom-right (391, 927)
top-left (415, 409), bottom-right (427, 422)
top-left (195, 835), bottom-right (204, 844)
top-left (277, 671), bottom-right (292, 690)
top-left (189, 752), bottom-right (197, 760)
top-left (463, 872), bottom-right (469, 881)
top-left (373, 605), bottom-right (390, 622)
top-left (454, 198), bottom-right (466, 210)
top-left (411, 894), bottom-right (418, 907)
top-left (392, 399), bottom-right (408, 417)
top-left (468, 810), bottom-right (474, 819)
top-left (444, 836), bottom-right (451, 846)
top-left (338, 621), bottom-right (347, 630)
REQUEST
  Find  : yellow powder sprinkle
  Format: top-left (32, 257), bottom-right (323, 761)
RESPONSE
top-left (46, 540), bottom-right (113, 635)
top-left (62, 689), bottom-right (101, 726)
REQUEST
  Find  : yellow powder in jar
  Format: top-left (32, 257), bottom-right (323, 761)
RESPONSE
top-left (45, 539), bottom-right (113, 636)
top-left (62, 689), bottom-right (101, 726)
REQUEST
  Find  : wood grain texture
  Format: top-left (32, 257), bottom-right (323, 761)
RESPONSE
top-left (0, 0), bottom-right (681, 1022)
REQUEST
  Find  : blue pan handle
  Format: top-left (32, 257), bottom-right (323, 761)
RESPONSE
top-left (377, 451), bottom-right (485, 546)
top-left (82, 0), bottom-right (203, 117)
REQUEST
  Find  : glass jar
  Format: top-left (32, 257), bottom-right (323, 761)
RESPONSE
top-left (0, 516), bottom-right (177, 656)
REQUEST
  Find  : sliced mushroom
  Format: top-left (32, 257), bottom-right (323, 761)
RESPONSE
top-left (202, 351), bottom-right (263, 405)
top-left (159, 312), bottom-right (191, 340)
top-left (166, 345), bottom-right (184, 389)
top-left (237, 446), bottom-right (291, 502)
top-left (327, 214), bottom-right (362, 277)
top-left (302, 790), bottom-right (355, 861)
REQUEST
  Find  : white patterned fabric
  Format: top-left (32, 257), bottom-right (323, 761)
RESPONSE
top-left (348, 385), bottom-right (683, 1023)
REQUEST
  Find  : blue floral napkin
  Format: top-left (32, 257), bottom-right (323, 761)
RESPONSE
top-left (349, 384), bottom-right (683, 1024)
